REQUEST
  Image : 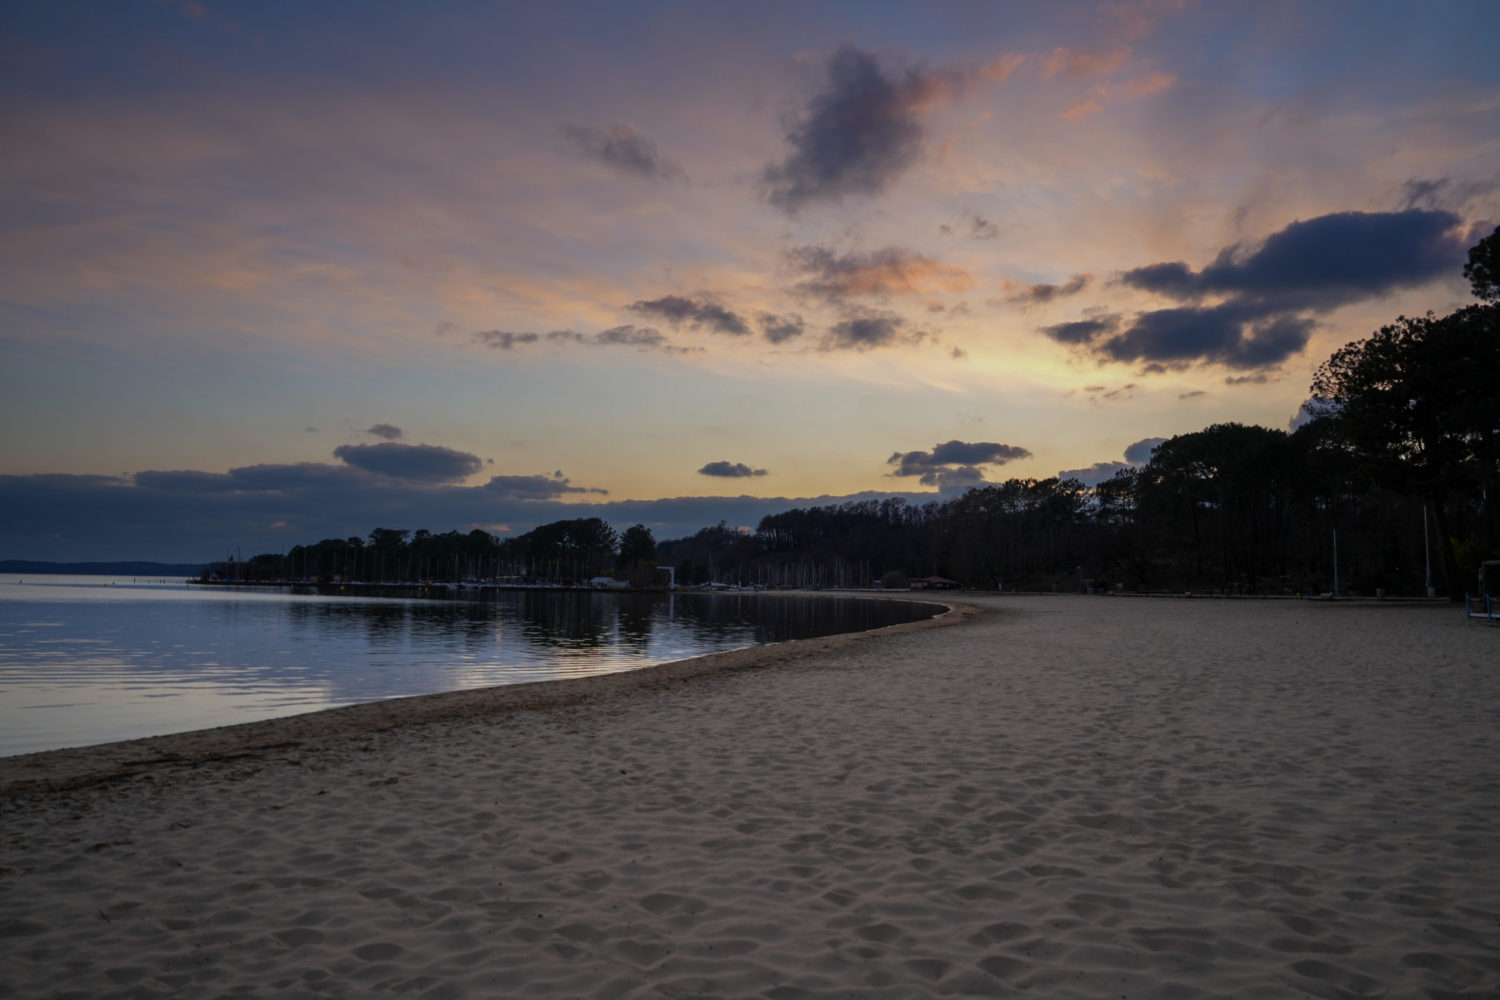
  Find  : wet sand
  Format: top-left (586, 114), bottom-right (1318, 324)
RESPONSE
top-left (1, 595), bottom-right (1496, 998)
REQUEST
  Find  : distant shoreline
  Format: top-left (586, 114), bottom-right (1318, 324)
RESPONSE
top-left (0, 560), bottom-right (207, 576)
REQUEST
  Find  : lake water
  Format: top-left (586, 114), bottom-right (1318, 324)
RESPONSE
top-left (0, 575), bottom-right (937, 757)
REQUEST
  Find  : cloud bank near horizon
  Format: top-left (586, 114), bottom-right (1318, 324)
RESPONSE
top-left (0, 471), bottom-right (941, 564)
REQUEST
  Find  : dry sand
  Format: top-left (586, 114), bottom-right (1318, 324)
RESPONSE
top-left (1, 594), bottom-right (1496, 999)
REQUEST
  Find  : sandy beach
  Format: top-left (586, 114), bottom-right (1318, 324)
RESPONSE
top-left (1, 594), bottom-right (1496, 999)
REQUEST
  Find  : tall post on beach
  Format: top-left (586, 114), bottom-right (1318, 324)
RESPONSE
top-left (1333, 527), bottom-right (1339, 598)
top-left (1424, 504), bottom-right (1435, 598)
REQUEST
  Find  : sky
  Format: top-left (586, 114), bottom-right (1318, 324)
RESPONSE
top-left (2, 0), bottom-right (1498, 562)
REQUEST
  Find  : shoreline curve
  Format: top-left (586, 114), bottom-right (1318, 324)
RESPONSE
top-left (0, 592), bottom-right (976, 798)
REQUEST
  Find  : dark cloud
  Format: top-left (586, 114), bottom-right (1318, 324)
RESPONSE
top-left (1003, 274), bottom-right (1091, 306)
top-left (366, 423), bottom-right (403, 440)
top-left (1054, 209), bottom-right (1472, 372)
top-left (1097, 304), bottom-right (1316, 371)
top-left (888, 440), bottom-right (1032, 486)
top-left (594, 325), bottom-right (677, 350)
top-left (823, 310), bottom-right (916, 351)
top-left (1123, 437), bottom-right (1165, 464)
top-left (1118, 261), bottom-right (1199, 299)
top-left (1056, 460), bottom-right (1133, 486)
top-left (1119, 209), bottom-right (1466, 311)
top-left (1225, 372), bottom-right (1275, 385)
top-left (544, 326), bottom-right (690, 353)
top-left (133, 470), bottom-right (237, 493)
top-left (629, 296), bottom-right (751, 337)
top-left (1178, 389), bottom-right (1208, 400)
top-left (475, 330), bottom-right (543, 350)
top-left (227, 463), bottom-right (373, 492)
top-left (922, 466), bottom-right (987, 492)
top-left (476, 326), bottom-right (687, 353)
top-left (0, 471), bottom-right (943, 563)
top-left (483, 472), bottom-right (607, 499)
top-left (1058, 436), bottom-right (1164, 486)
top-left (1039, 315), bottom-right (1119, 345)
top-left (1079, 382), bottom-right (1139, 402)
top-left (134, 464), bottom-right (377, 493)
top-left (561, 123), bottom-right (685, 181)
top-left (762, 45), bottom-right (942, 213)
top-left (332, 442), bottom-right (483, 483)
top-left (758, 312), bottom-right (805, 344)
top-left (788, 244), bottom-right (973, 302)
top-left (698, 461), bottom-right (768, 478)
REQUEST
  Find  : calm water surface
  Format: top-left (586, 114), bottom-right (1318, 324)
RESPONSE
top-left (0, 575), bottom-right (937, 756)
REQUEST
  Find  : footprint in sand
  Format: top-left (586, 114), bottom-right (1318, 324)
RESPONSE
top-left (977, 954), bottom-right (1033, 980)
top-left (966, 921), bottom-right (1029, 946)
top-left (615, 937), bottom-right (672, 968)
top-left (274, 927), bottom-right (325, 947)
top-left (1400, 951), bottom-right (1485, 988)
top-left (1289, 959), bottom-right (1385, 998)
top-left (853, 922), bottom-right (908, 945)
top-left (904, 957), bottom-right (951, 981)
top-left (352, 941), bottom-right (404, 962)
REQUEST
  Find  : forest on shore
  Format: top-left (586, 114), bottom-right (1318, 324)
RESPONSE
top-left (212, 230), bottom-right (1499, 601)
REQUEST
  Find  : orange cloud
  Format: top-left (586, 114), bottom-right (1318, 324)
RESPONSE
top-left (845, 256), bottom-right (974, 295)
top-left (790, 246), bottom-right (975, 299)
top-left (976, 54), bottom-right (1027, 84)
top-left (1044, 47), bottom-right (1130, 80)
top-left (1061, 71), bottom-right (1176, 119)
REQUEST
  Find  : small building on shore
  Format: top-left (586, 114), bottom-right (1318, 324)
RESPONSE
top-left (909, 576), bottom-right (960, 590)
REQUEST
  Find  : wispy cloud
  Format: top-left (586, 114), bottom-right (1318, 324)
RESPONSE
top-left (789, 245), bottom-right (973, 302)
top-left (1043, 47), bottom-right (1130, 80)
top-left (939, 209), bottom-right (1000, 240)
top-left (1001, 273), bottom-right (1091, 306)
top-left (561, 123), bottom-right (686, 181)
top-left (475, 330), bottom-right (544, 350)
top-left (1061, 71), bottom-right (1175, 119)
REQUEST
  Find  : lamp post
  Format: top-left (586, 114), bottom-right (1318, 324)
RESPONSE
top-left (1424, 504), bottom-right (1435, 598)
top-left (1332, 527), bottom-right (1339, 598)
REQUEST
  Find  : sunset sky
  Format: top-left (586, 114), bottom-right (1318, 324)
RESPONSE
top-left (3, 1), bottom-right (1498, 561)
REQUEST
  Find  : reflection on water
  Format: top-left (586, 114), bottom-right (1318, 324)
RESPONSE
top-left (0, 576), bottom-right (937, 756)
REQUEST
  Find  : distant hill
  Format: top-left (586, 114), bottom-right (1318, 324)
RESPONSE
top-left (0, 560), bottom-right (208, 576)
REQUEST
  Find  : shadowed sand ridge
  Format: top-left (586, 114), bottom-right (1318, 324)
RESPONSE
top-left (1, 595), bottom-right (1496, 998)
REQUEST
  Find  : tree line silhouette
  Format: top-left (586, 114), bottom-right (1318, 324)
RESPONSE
top-left (213, 228), bottom-right (1498, 600)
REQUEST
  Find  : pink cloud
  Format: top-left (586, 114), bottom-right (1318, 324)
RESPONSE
top-left (1061, 71), bottom-right (1176, 119)
top-left (976, 54), bottom-right (1027, 84)
top-left (1043, 48), bottom-right (1130, 80)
